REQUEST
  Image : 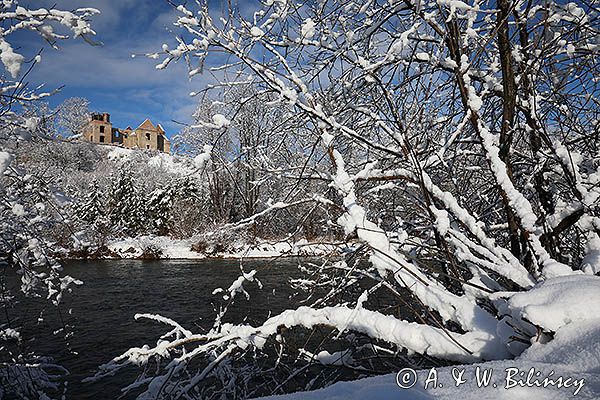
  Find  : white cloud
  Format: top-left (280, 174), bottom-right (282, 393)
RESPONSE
top-left (18, 0), bottom-right (224, 137)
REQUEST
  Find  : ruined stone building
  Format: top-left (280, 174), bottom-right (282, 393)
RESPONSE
top-left (83, 113), bottom-right (171, 154)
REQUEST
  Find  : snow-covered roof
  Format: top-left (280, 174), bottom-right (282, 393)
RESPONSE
top-left (156, 124), bottom-right (169, 140)
top-left (136, 118), bottom-right (156, 131)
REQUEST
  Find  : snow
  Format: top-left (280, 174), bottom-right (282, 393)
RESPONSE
top-left (300, 349), bottom-right (353, 366)
top-left (301, 18), bottom-right (316, 39)
top-left (216, 306), bottom-right (502, 362)
top-left (218, 269), bottom-right (260, 300)
top-left (0, 39), bottom-right (24, 78)
top-left (441, 57), bottom-right (458, 69)
top-left (193, 144), bottom-right (212, 169)
top-left (258, 343), bottom-right (599, 399)
top-left (0, 327), bottom-right (20, 341)
top-left (430, 206), bottom-right (450, 236)
top-left (109, 236), bottom-right (204, 259)
top-left (416, 52), bottom-right (431, 62)
top-left (105, 147), bottom-right (197, 175)
top-left (11, 203), bottom-right (25, 216)
top-left (581, 233), bottom-right (600, 274)
top-left (0, 151), bottom-right (13, 176)
top-left (386, 25), bottom-right (418, 60)
top-left (106, 236), bottom-right (343, 260)
top-left (250, 26), bottom-right (264, 38)
top-left (107, 146), bottom-right (135, 161)
top-left (505, 275), bottom-right (600, 332)
top-left (258, 310), bottom-right (600, 400)
top-left (467, 86), bottom-right (483, 112)
top-left (212, 113), bottom-right (230, 128)
top-left (147, 152), bottom-right (196, 175)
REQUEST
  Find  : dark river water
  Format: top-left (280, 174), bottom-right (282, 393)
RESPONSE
top-left (5, 258), bottom-right (306, 399)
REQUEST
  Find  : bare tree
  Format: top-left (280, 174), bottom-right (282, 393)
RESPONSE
top-left (55, 97), bottom-right (91, 137)
top-left (175, 86), bottom-right (323, 234)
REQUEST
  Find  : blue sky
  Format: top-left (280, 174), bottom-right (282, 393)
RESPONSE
top-left (15, 0), bottom-right (223, 136)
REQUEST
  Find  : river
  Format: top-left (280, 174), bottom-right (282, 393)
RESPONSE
top-left (6, 258), bottom-right (306, 399)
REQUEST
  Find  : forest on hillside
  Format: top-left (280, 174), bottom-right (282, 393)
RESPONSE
top-left (8, 95), bottom-right (341, 259)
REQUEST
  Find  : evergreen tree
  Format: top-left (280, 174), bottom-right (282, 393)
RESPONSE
top-left (147, 177), bottom-right (199, 235)
top-left (109, 169), bottom-right (147, 235)
top-left (147, 187), bottom-right (174, 235)
top-left (76, 180), bottom-right (105, 223)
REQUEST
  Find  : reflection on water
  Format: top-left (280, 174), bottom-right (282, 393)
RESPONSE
top-left (7, 258), bottom-right (304, 399)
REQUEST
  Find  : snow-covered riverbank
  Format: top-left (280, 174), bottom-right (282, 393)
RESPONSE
top-left (260, 325), bottom-right (600, 399)
top-left (259, 275), bottom-right (600, 399)
top-left (103, 235), bottom-right (346, 260)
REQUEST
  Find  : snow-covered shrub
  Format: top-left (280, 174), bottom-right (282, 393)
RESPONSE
top-left (0, 2), bottom-right (98, 398)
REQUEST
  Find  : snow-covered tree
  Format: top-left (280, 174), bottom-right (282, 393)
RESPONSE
top-left (76, 179), bottom-right (105, 223)
top-left (146, 177), bottom-right (201, 236)
top-left (108, 168), bottom-right (147, 236)
top-left (90, 0), bottom-right (600, 397)
top-left (0, 2), bottom-right (98, 398)
top-left (147, 186), bottom-right (174, 235)
top-left (175, 86), bottom-right (327, 235)
top-left (55, 97), bottom-right (91, 137)
top-left (20, 101), bottom-right (58, 137)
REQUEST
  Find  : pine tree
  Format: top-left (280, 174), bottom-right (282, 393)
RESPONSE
top-left (108, 169), bottom-right (147, 236)
top-left (147, 178), bottom-right (199, 235)
top-left (147, 187), bottom-right (174, 235)
top-left (76, 180), bottom-right (105, 223)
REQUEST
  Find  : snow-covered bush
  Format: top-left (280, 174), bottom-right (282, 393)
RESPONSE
top-left (89, 0), bottom-right (600, 398)
top-left (0, 2), bottom-right (98, 398)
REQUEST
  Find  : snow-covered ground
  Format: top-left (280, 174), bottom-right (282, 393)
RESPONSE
top-left (259, 275), bottom-right (600, 399)
top-left (108, 236), bottom-right (204, 259)
top-left (107, 235), bottom-right (343, 259)
top-left (220, 239), bottom-right (342, 259)
top-left (260, 331), bottom-right (600, 399)
top-left (106, 146), bottom-right (198, 176)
